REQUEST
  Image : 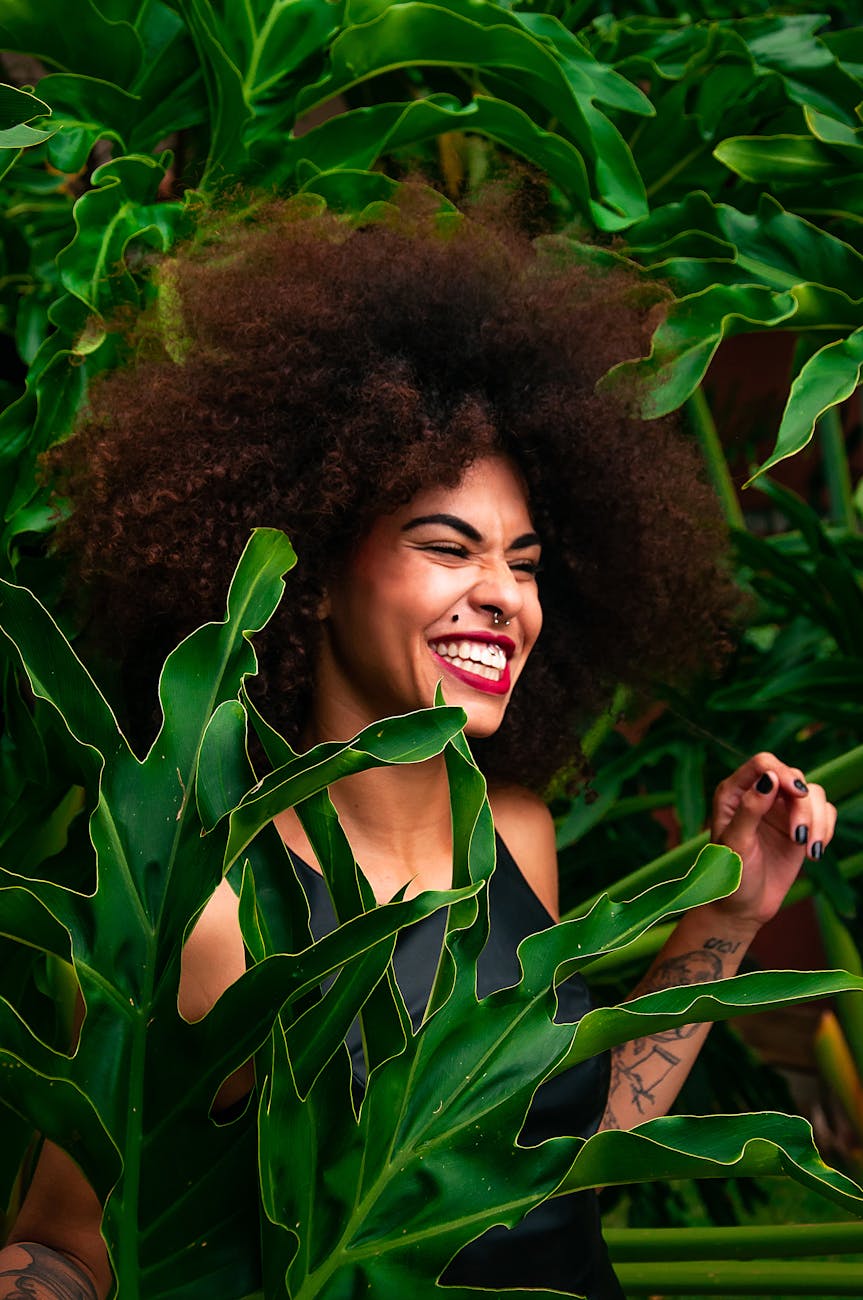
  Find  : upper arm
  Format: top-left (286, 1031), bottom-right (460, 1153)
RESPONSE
top-left (488, 784), bottom-right (559, 920)
top-left (7, 1142), bottom-right (110, 1299)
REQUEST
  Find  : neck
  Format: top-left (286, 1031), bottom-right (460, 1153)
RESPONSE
top-left (281, 691), bottom-right (456, 897)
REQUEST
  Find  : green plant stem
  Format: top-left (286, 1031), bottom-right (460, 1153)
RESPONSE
top-left (580, 684), bottom-right (631, 762)
top-left (819, 406), bottom-right (858, 532)
top-left (686, 387), bottom-right (745, 529)
top-left (605, 1219), bottom-right (863, 1260)
top-left (614, 1258), bottom-right (863, 1294)
top-left (814, 896), bottom-right (863, 1075)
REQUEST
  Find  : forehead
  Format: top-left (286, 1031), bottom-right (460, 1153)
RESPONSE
top-left (394, 455), bottom-right (535, 532)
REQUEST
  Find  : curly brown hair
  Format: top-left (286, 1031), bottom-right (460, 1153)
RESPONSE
top-left (51, 197), bottom-right (735, 787)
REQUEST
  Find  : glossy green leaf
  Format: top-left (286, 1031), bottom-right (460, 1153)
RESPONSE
top-left (715, 134), bottom-right (847, 185)
top-left (0, 0), bottom-right (142, 84)
top-left (559, 1111), bottom-right (863, 1212)
top-left (57, 155), bottom-right (189, 314)
top-left (294, 1), bottom-right (647, 229)
top-left (284, 94), bottom-right (593, 211)
top-left (174, 0), bottom-right (253, 184)
top-left (752, 327), bottom-right (863, 481)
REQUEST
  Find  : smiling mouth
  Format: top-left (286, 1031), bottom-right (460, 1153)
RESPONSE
top-left (429, 638), bottom-right (512, 695)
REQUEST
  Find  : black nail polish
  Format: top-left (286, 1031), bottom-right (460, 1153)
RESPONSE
top-left (793, 778), bottom-right (808, 794)
top-left (756, 773), bottom-right (773, 794)
top-left (795, 824), bottom-right (808, 844)
top-left (811, 841), bottom-right (823, 860)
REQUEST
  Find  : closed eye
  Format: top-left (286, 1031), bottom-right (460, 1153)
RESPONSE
top-left (510, 559), bottom-right (542, 576)
top-left (421, 543), bottom-right (470, 558)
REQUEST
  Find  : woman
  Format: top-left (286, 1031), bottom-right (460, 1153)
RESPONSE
top-left (0, 202), bottom-right (836, 1299)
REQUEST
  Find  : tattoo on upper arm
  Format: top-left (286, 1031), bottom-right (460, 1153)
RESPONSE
top-left (0, 1244), bottom-right (98, 1300)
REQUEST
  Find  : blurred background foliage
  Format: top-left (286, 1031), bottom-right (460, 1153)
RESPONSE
top-left (1, 0), bottom-right (863, 1294)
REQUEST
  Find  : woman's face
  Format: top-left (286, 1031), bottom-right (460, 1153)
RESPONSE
top-left (314, 454), bottom-right (543, 740)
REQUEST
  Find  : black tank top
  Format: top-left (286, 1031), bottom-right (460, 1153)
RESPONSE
top-left (292, 835), bottom-right (624, 1300)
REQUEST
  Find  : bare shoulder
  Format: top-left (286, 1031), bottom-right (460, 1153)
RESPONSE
top-left (487, 783), bottom-right (559, 920)
top-left (179, 877), bottom-right (245, 1023)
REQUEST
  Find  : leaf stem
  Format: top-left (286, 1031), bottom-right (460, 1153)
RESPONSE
top-left (605, 1218), bottom-right (863, 1259)
top-left (686, 387), bottom-right (745, 529)
top-left (819, 405), bottom-right (858, 532)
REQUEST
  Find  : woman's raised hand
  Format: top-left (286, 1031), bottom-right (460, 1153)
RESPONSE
top-left (709, 752), bottom-right (837, 931)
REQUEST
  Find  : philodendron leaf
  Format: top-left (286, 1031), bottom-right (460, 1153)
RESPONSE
top-left (220, 706), bottom-right (467, 865)
top-left (57, 154), bottom-right (190, 314)
top-left (282, 95), bottom-right (593, 213)
top-left (0, 0), bottom-right (142, 85)
top-left (294, 0), bottom-right (647, 229)
top-left (254, 770), bottom-right (749, 1294)
top-left (605, 280), bottom-right (863, 419)
top-left (750, 327), bottom-right (863, 482)
top-left (0, 83), bottom-right (57, 161)
top-left (173, 0), bottom-right (253, 184)
top-left (558, 1112), bottom-right (863, 1214)
top-left (554, 968), bottom-right (863, 1075)
top-left (0, 529), bottom-right (303, 1298)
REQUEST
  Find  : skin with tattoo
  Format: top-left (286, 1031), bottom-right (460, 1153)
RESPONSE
top-left (0, 1244), bottom-right (97, 1300)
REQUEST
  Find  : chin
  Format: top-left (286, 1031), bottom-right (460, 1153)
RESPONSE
top-left (462, 706), bottom-right (507, 740)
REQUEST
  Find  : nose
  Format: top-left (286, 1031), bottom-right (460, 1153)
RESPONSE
top-left (469, 560), bottom-right (523, 627)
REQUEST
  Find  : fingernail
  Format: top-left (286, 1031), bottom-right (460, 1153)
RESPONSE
top-left (793, 778), bottom-right (808, 794)
top-left (795, 825), bottom-right (809, 844)
top-left (811, 841), bottom-right (823, 860)
top-left (756, 773), bottom-right (774, 794)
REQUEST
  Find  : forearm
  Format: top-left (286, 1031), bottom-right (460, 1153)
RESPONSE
top-left (599, 903), bottom-right (759, 1131)
top-left (0, 1242), bottom-right (99, 1300)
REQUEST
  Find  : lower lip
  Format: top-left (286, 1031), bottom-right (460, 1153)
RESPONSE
top-left (430, 650), bottom-right (511, 696)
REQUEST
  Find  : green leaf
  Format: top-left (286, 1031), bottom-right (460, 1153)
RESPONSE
top-left (559, 1111), bottom-right (863, 1213)
top-left (173, 0), bottom-right (253, 185)
top-left (57, 154), bottom-right (190, 313)
top-left (715, 133), bottom-right (847, 184)
top-left (284, 94), bottom-right (594, 212)
top-left (0, 83), bottom-right (51, 130)
top-left (0, 0), bottom-right (142, 84)
top-left (751, 327), bottom-right (863, 481)
top-left (295, 1), bottom-right (647, 229)
top-left (604, 282), bottom-right (798, 418)
top-left (37, 73), bottom-right (140, 172)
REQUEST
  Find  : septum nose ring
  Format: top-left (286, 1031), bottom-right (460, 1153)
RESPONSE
top-left (491, 609), bottom-right (511, 628)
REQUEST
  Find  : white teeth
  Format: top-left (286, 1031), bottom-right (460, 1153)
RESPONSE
top-left (431, 639), bottom-right (506, 681)
top-left (428, 634), bottom-right (506, 676)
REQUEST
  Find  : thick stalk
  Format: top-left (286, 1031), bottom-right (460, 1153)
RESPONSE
top-left (605, 1220), bottom-right (863, 1260)
top-left (686, 387), bottom-right (745, 529)
top-left (814, 897), bottom-right (863, 1074)
top-left (819, 406), bottom-right (858, 532)
top-left (614, 1258), bottom-right (863, 1294)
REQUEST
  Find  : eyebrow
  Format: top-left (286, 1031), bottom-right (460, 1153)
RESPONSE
top-left (401, 513), bottom-right (540, 549)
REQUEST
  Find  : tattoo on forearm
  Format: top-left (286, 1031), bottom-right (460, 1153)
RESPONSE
top-left (704, 935), bottom-right (741, 956)
top-left (0, 1245), bottom-right (97, 1300)
top-left (601, 946), bottom-right (725, 1129)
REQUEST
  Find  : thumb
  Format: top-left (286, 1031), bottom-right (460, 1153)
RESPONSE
top-left (719, 770), bottom-right (780, 846)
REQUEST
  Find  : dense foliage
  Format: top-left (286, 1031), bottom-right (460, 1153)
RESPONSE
top-left (1, 1), bottom-right (862, 1295)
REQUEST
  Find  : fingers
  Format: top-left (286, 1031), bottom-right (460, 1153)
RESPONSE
top-left (801, 782), bottom-right (838, 862)
top-left (716, 752), bottom-right (838, 862)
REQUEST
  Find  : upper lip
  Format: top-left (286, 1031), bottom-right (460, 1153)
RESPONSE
top-left (429, 630), bottom-right (516, 660)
